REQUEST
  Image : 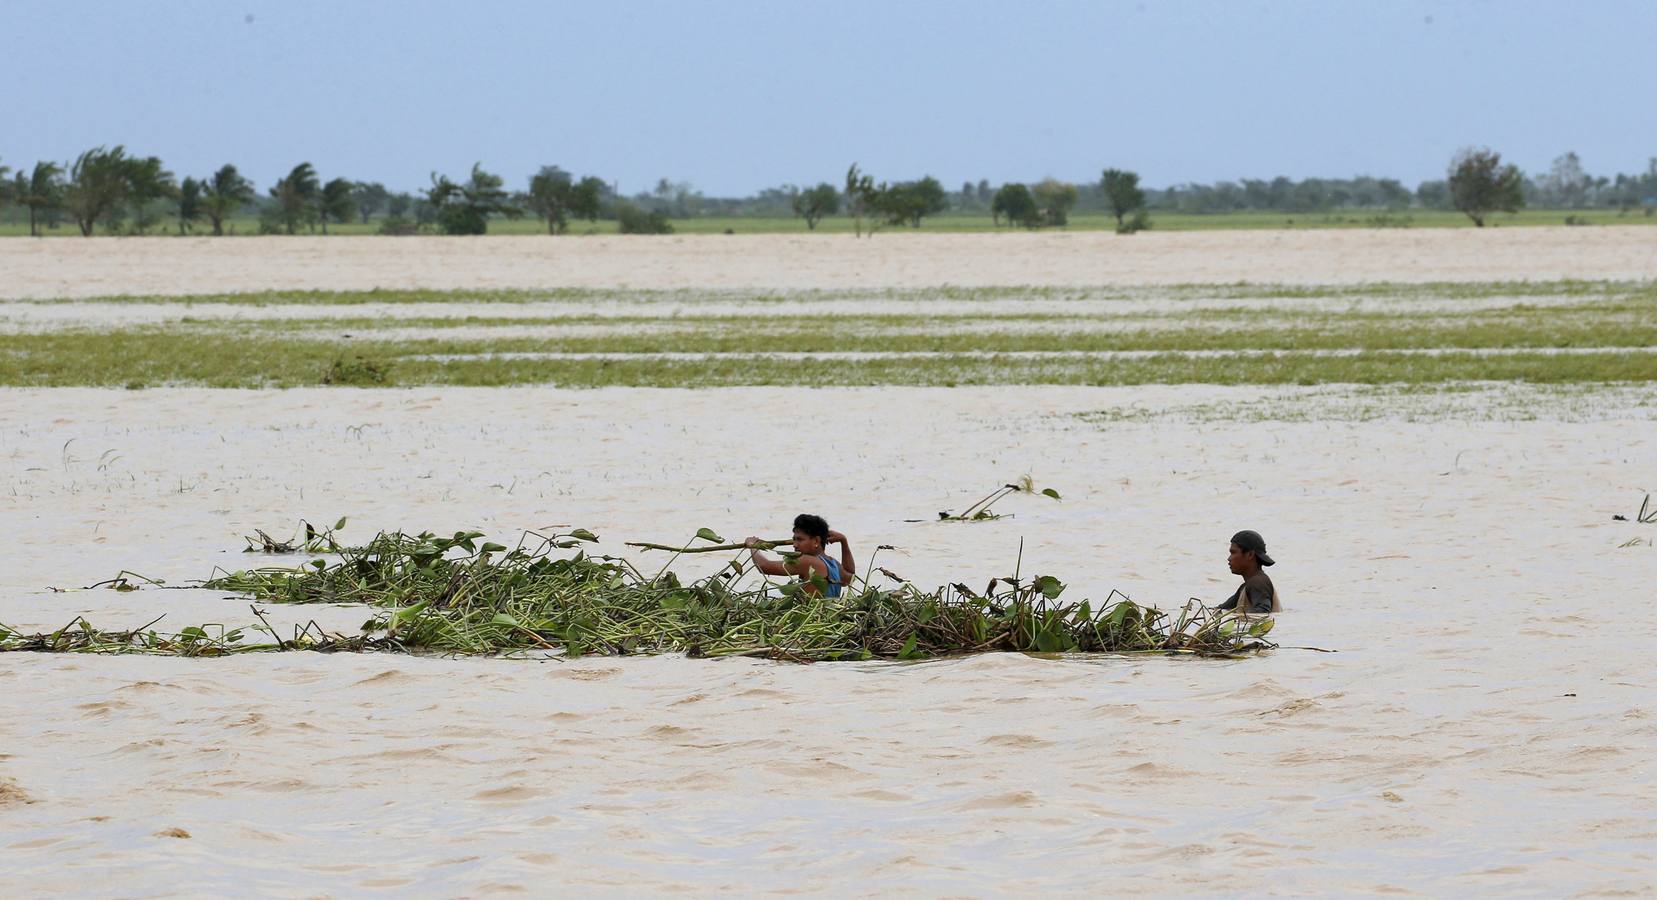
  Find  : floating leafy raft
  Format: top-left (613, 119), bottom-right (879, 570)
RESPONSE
top-left (2, 528), bottom-right (1276, 661)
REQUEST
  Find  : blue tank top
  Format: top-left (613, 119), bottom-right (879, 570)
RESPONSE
top-left (815, 555), bottom-right (843, 598)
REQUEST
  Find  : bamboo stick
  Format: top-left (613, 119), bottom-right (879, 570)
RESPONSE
top-left (624, 538), bottom-right (793, 553)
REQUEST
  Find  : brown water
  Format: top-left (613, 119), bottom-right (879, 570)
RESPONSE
top-left (2, 386), bottom-right (1654, 894)
top-left (5, 228), bottom-right (1657, 299)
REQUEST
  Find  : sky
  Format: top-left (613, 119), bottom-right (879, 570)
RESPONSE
top-left (6, 0), bottom-right (1654, 197)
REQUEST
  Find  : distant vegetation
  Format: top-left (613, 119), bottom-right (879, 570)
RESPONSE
top-left (3, 146), bottom-right (1656, 236)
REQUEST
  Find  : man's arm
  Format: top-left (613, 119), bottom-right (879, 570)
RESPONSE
top-left (745, 536), bottom-right (792, 576)
top-left (1214, 585), bottom-right (1240, 610)
top-left (744, 536), bottom-right (828, 584)
top-left (827, 530), bottom-right (856, 578)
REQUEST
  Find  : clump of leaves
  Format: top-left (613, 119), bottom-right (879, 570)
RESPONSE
top-left (243, 517), bottom-right (349, 554)
top-left (189, 525), bottom-right (1271, 661)
top-left (323, 356), bottom-right (392, 386)
top-left (937, 478), bottom-right (1062, 522)
top-left (13, 525), bottom-right (1277, 661)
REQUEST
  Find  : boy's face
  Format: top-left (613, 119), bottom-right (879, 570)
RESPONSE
top-left (792, 528), bottom-right (823, 554)
top-left (1227, 542), bottom-right (1251, 574)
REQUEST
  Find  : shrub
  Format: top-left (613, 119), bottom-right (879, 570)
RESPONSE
top-left (616, 202), bottom-right (673, 234)
top-left (377, 216), bottom-right (419, 236)
top-left (323, 355), bottom-right (393, 385)
top-left (1116, 209), bottom-right (1153, 234)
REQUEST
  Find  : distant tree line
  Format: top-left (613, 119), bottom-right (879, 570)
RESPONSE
top-left (4, 145), bottom-right (1656, 235)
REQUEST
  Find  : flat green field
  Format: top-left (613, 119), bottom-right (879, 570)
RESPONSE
top-left (4, 280), bottom-right (1655, 388)
top-left (3, 208), bottom-right (1652, 237)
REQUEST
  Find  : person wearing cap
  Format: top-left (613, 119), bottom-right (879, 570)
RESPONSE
top-left (1215, 530), bottom-right (1281, 614)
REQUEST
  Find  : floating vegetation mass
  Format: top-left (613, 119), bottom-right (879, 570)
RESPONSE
top-left (2, 528), bottom-right (1275, 661)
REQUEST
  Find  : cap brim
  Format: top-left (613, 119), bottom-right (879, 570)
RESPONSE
top-left (1258, 552), bottom-right (1275, 566)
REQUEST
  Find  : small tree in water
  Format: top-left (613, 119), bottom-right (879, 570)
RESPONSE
top-left (527, 167), bottom-right (606, 234)
top-left (1032, 178), bottom-right (1078, 226)
top-left (991, 182), bottom-right (1038, 228)
top-left (1101, 168), bottom-right (1146, 227)
top-left (428, 163), bottom-right (522, 235)
top-left (1448, 148), bottom-right (1524, 227)
top-left (791, 182), bottom-right (840, 230)
top-left (873, 176), bottom-right (948, 228)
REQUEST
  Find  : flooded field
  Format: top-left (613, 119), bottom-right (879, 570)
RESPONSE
top-left (2, 232), bottom-right (1655, 894)
top-left (2, 384), bottom-right (1654, 894)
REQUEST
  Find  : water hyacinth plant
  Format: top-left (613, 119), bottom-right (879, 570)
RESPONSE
top-left (3, 527), bottom-right (1276, 660)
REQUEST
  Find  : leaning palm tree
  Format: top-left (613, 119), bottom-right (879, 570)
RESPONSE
top-left (124, 155), bottom-right (176, 235)
top-left (175, 177), bottom-right (204, 235)
top-left (270, 162), bottom-right (320, 234)
top-left (318, 177), bottom-right (354, 234)
top-left (66, 145), bottom-right (132, 236)
top-left (200, 164), bottom-right (255, 235)
top-left (427, 162), bottom-right (522, 234)
top-left (14, 161), bottom-right (65, 236)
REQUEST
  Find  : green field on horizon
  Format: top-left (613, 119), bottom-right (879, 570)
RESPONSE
top-left (3, 207), bottom-right (1652, 238)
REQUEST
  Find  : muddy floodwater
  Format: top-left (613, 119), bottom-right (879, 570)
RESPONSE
top-left (5, 227), bottom-right (1657, 298)
top-left (2, 385), bottom-right (1654, 894)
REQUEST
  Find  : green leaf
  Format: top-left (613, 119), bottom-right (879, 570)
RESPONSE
top-left (389, 601), bottom-right (429, 629)
top-left (480, 542), bottom-right (507, 554)
top-left (694, 527), bottom-right (724, 544)
top-left (490, 612), bottom-right (520, 627)
top-left (1248, 618), bottom-right (1276, 637)
top-left (333, 516), bottom-right (348, 530)
top-left (1041, 488), bottom-right (1061, 500)
top-left (568, 528), bottom-right (597, 542)
top-left (898, 633), bottom-right (920, 659)
top-left (1034, 575), bottom-right (1066, 599)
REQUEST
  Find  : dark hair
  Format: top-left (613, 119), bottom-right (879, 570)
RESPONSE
top-left (793, 514), bottom-right (829, 542)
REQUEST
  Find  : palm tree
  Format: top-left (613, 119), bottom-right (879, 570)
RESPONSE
top-left (66, 145), bottom-right (132, 236)
top-left (200, 164), bottom-right (255, 236)
top-left (270, 162), bottom-right (320, 234)
top-left (319, 177), bottom-right (354, 234)
top-left (176, 177), bottom-right (204, 235)
top-left (526, 166), bottom-right (574, 234)
top-left (14, 161), bottom-right (65, 236)
top-left (350, 181), bottom-right (389, 224)
top-left (427, 163), bottom-right (522, 235)
top-left (125, 155), bottom-right (176, 234)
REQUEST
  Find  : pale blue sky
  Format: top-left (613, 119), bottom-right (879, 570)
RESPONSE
top-left (7, 0), bottom-right (1652, 195)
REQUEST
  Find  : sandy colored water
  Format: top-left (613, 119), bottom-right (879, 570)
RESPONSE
top-left (3, 228), bottom-right (1657, 299)
top-left (2, 385), bottom-right (1655, 895)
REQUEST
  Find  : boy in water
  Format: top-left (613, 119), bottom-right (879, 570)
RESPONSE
top-left (744, 514), bottom-right (855, 598)
top-left (1215, 530), bottom-right (1282, 614)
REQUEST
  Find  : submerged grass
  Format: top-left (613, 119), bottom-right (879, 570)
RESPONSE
top-left (4, 329), bottom-right (1657, 387)
top-left (1, 528), bottom-right (1276, 660)
top-left (12, 279), bottom-right (1654, 306)
top-left (5, 280), bottom-right (1654, 387)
